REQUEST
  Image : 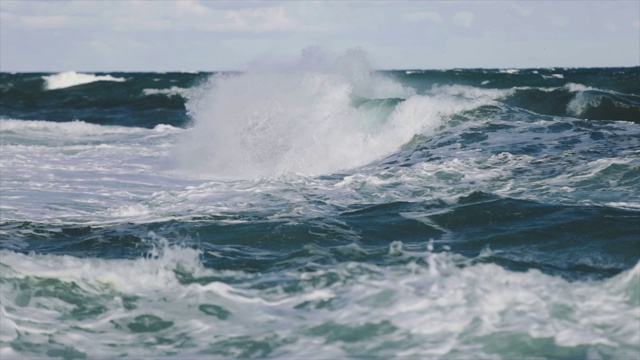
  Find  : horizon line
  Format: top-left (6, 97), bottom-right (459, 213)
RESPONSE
top-left (2, 65), bottom-right (639, 73)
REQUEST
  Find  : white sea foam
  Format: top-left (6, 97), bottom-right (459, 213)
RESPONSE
top-left (0, 119), bottom-right (190, 223)
top-left (142, 86), bottom-right (189, 97)
top-left (564, 82), bottom-right (595, 92)
top-left (551, 157), bottom-right (635, 184)
top-left (563, 83), bottom-right (608, 117)
top-left (605, 202), bottom-right (640, 210)
top-left (42, 71), bottom-right (126, 90)
top-left (542, 73), bottom-right (565, 79)
top-left (563, 82), bottom-right (634, 117)
top-left (2, 114), bottom-right (637, 225)
top-left (428, 84), bottom-right (563, 100)
top-left (109, 204), bottom-right (151, 218)
top-left (153, 123), bottom-right (181, 132)
top-left (567, 91), bottom-right (602, 117)
top-left (428, 84), bottom-right (515, 100)
top-left (0, 119), bottom-right (139, 138)
top-left (0, 244), bottom-right (638, 358)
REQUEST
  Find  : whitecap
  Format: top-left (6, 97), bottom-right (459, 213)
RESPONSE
top-left (42, 71), bottom-right (126, 90)
top-left (142, 86), bottom-right (189, 97)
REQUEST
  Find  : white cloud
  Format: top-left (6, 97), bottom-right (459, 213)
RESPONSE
top-left (2, 1), bottom-right (638, 71)
top-left (452, 11), bottom-right (475, 28)
top-left (21, 15), bottom-right (69, 29)
top-left (175, 0), bottom-right (211, 17)
top-left (0, 0), bottom-right (23, 12)
top-left (205, 6), bottom-right (301, 32)
top-left (29, 2), bottom-right (283, 33)
top-left (0, 1), bottom-right (313, 34)
top-left (403, 11), bottom-right (442, 23)
top-left (0, 11), bottom-right (18, 24)
top-left (603, 21), bottom-right (618, 33)
top-left (112, 16), bottom-right (173, 32)
top-left (546, 15), bottom-right (568, 27)
top-left (511, 2), bottom-right (533, 18)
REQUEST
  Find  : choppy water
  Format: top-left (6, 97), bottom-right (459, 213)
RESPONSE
top-left (1, 52), bottom-right (639, 359)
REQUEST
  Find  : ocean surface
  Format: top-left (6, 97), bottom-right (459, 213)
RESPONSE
top-left (1, 54), bottom-right (639, 359)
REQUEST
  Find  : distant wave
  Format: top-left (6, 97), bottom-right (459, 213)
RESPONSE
top-left (42, 71), bottom-right (126, 90)
top-left (142, 86), bottom-right (189, 97)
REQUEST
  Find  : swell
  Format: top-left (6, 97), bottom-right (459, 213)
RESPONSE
top-left (2, 192), bottom-right (638, 280)
top-left (0, 72), bottom-right (208, 128)
top-left (396, 67), bottom-right (640, 123)
top-left (503, 86), bottom-right (640, 122)
top-left (2, 67), bottom-right (638, 132)
top-left (395, 67), bottom-right (640, 96)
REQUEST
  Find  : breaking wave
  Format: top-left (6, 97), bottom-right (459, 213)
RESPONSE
top-left (42, 71), bottom-right (126, 90)
top-left (177, 50), bottom-right (492, 178)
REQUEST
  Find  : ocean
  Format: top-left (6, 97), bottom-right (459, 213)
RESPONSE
top-left (1, 53), bottom-right (639, 359)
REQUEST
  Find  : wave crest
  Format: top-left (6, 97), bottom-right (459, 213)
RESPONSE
top-left (177, 50), bottom-right (488, 179)
top-left (42, 71), bottom-right (126, 90)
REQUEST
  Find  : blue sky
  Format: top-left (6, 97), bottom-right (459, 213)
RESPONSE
top-left (1, 0), bottom-right (638, 71)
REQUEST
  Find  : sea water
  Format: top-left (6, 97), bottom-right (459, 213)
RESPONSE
top-left (1, 51), bottom-right (639, 359)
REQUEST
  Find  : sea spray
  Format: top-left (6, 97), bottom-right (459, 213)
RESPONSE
top-left (176, 49), bottom-right (488, 179)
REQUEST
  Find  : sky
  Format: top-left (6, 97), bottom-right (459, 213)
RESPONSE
top-left (1, 0), bottom-right (639, 71)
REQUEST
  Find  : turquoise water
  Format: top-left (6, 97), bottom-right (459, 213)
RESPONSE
top-left (1, 54), bottom-right (639, 358)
